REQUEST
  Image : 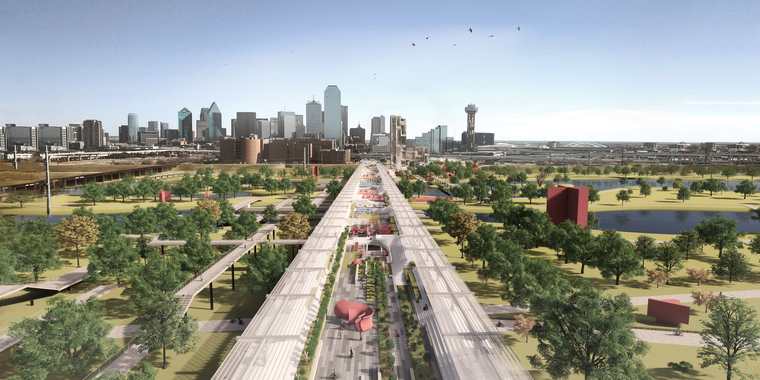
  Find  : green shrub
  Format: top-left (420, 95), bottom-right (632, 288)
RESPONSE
top-left (412, 358), bottom-right (421, 371)
top-left (389, 372), bottom-right (397, 380)
top-left (385, 338), bottom-right (395, 350)
top-left (410, 341), bottom-right (417, 352)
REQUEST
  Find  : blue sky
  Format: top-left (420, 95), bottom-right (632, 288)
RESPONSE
top-left (1, 0), bottom-right (758, 142)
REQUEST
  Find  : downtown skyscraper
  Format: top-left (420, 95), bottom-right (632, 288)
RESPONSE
top-left (178, 108), bottom-right (193, 142)
top-left (127, 113), bottom-right (139, 143)
top-left (207, 102), bottom-right (223, 142)
top-left (305, 100), bottom-right (322, 137)
top-left (323, 85), bottom-right (341, 142)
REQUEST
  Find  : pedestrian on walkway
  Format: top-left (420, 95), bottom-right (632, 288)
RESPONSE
top-left (350, 347), bottom-right (354, 359)
top-left (360, 331), bottom-right (363, 341)
top-left (200, 274), bottom-right (203, 282)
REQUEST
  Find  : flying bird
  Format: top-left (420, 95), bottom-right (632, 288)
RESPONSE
top-left (426, 37), bottom-right (429, 39)
top-left (469, 28), bottom-right (472, 33)
top-left (412, 43), bottom-right (415, 46)
top-left (517, 26), bottom-right (520, 31)
top-left (489, 35), bottom-right (493, 37)
top-left (453, 44), bottom-right (456, 46)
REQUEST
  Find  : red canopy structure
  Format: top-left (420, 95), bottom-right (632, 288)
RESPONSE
top-left (334, 299), bottom-right (374, 332)
top-left (350, 259), bottom-right (362, 268)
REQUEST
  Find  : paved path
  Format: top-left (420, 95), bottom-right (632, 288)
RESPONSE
top-left (109, 319), bottom-right (252, 339)
top-left (315, 270), bottom-right (380, 380)
top-left (0, 284), bottom-right (29, 299)
top-left (232, 197), bottom-right (261, 211)
top-left (27, 266), bottom-right (90, 291)
top-left (387, 281), bottom-right (413, 379)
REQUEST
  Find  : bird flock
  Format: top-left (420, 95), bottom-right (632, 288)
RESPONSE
top-left (412, 26), bottom-right (520, 47)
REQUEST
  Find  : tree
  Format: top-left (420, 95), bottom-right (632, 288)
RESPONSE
top-left (692, 289), bottom-right (719, 312)
top-left (453, 183), bottom-right (475, 204)
top-left (397, 179), bottom-right (414, 199)
top-left (292, 194), bottom-right (317, 217)
top-left (278, 212), bottom-right (312, 239)
top-left (513, 314), bottom-right (537, 343)
top-left (53, 215), bottom-right (99, 268)
top-left (195, 167), bottom-right (215, 190)
top-left (535, 172), bottom-right (548, 187)
top-left (229, 173), bottom-right (244, 197)
top-left (123, 252), bottom-right (187, 310)
top-left (686, 267), bottom-right (712, 286)
top-left (588, 184), bottom-right (601, 203)
top-left (14, 217), bottom-right (62, 283)
top-left (698, 297), bottom-right (760, 380)
top-left (594, 229), bottom-right (644, 285)
top-left (129, 291), bottom-right (199, 369)
top-left (87, 230), bottom-right (140, 287)
top-left (8, 296), bottom-right (116, 379)
top-left (552, 220), bottom-right (596, 273)
top-left (326, 179), bottom-right (343, 199)
top-left (615, 189), bottom-right (631, 205)
top-left (520, 183), bottom-right (539, 204)
top-left (172, 174), bottom-right (200, 201)
top-left (261, 204), bottom-right (279, 223)
top-left (634, 235), bottom-right (657, 267)
top-left (528, 282), bottom-right (651, 380)
top-left (656, 176), bottom-right (667, 186)
top-left (677, 186), bottom-right (692, 202)
top-left (279, 178), bottom-right (292, 195)
top-left (195, 198), bottom-right (222, 221)
top-left (705, 178), bottom-right (723, 196)
top-left (712, 248), bottom-right (752, 283)
top-left (81, 181), bottom-right (106, 205)
top-left (258, 165), bottom-right (274, 178)
top-left (722, 167), bottom-right (738, 181)
top-left (240, 243), bottom-right (288, 293)
top-left (695, 214), bottom-right (745, 257)
top-left (646, 269), bottom-right (670, 288)
top-left (211, 171), bottom-right (234, 199)
top-left (690, 180), bottom-right (704, 194)
top-left (217, 198), bottom-right (236, 226)
top-left (734, 179), bottom-right (758, 199)
top-left (263, 177), bottom-right (279, 196)
top-left (446, 211), bottom-right (481, 258)
top-left (426, 197), bottom-right (462, 229)
top-left (672, 229), bottom-right (703, 261)
top-left (296, 178), bottom-right (317, 196)
top-left (247, 173), bottom-right (264, 189)
top-left (412, 180), bottom-right (427, 198)
top-left (4, 190), bottom-right (34, 208)
top-left (653, 242), bottom-right (683, 284)
top-left (135, 177), bottom-right (162, 202)
top-left (343, 166), bottom-right (356, 180)
top-left (224, 211), bottom-right (261, 240)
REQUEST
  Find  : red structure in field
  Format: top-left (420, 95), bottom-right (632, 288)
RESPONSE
top-left (158, 191), bottom-right (171, 202)
top-left (546, 186), bottom-right (589, 227)
top-left (334, 299), bottom-right (374, 332)
top-left (647, 298), bottom-right (690, 326)
top-left (350, 259), bottom-right (362, 269)
top-left (312, 165), bottom-right (319, 177)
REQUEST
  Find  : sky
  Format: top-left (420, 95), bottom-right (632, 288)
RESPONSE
top-left (1, 0), bottom-right (759, 142)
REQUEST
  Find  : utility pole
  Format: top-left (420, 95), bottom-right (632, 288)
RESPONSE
top-left (45, 144), bottom-right (52, 215)
top-left (303, 147), bottom-right (307, 170)
top-left (13, 144), bottom-right (18, 169)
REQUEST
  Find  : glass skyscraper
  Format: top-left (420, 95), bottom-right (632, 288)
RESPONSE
top-left (305, 100), bottom-right (322, 137)
top-left (127, 113), bottom-right (139, 143)
top-left (323, 85), bottom-right (341, 142)
top-left (178, 108), bottom-right (193, 142)
top-left (207, 102), bottom-right (223, 142)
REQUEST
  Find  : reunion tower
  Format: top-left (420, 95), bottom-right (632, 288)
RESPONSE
top-left (465, 103), bottom-right (478, 152)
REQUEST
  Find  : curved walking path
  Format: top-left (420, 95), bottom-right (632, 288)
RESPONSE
top-left (0, 265), bottom-right (91, 299)
top-left (109, 319), bottom-right (252, 339)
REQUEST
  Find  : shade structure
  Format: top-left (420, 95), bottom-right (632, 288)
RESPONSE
top-left (334, 299), bottom-right (374, 332)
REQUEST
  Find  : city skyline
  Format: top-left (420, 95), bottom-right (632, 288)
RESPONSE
top-left (1, 1), bottom-right (758, 142)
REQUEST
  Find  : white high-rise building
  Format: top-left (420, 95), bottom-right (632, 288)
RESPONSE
top-left (371, 116), bottom-right (385, 135)
top-left (305, 100), bottom-right (322, 137)
top-left (323, 85), bottom-right (341, 142)
top-left (278, 111), bottom-right (296, 139)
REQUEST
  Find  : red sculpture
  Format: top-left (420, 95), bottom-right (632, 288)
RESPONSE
top-left (158, 190), bottom-right (171, 203)
top-left (334, 299), bottom-right (374, 332)
top-left (312, 165), bottom-right (319, 177)
top-left (547, 186), bottom-right (589, 227)
top-left (647, 298), bottom-right (690, 326)
top-left (350, 259), bottom-right (362, 268)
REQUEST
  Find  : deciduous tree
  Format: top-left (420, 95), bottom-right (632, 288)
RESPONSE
top-left (594, 229), bottom-right (644, 285)
top-left (260, 204), bottom-right (279, 223)
top-left (677, 186), bottom-right (692, 202)
top-left (654, 242), bottom-right (683, 284)
top-left (87, 230), bottom-right (139, 287)
top-left (692, 289), bottom-right (719, 312)
top-left (4, 190), bottom-right (34, 208)
top-left (239, 243), bottom-right (288, 293)
top-left (292, 194), bottom-right (317, 217)
top-left (513, 314), bottom-right (536, 343)
top-left (698, 296), bottom-right (760, 380)
top-left (446, 211), bottom-right (481, 258)
top-left (695, 215), bottom-right (745, 257)
top-left (224, 211), bottom-right (261, 240)
top-left (326, 179), bottom-right (343, 199)
top-left (646, 269), bottom-right (669, 288)
top-left (278, 212), bottom-right (312, 239)
top-left (634, 235), bottom-right (657, 267)
top-left (712, 248), bottom-right (752, 283)
top-left (672, 229), bottom-right (704, 261)
top-left (615, 189), bottom-right (631, 205)
top-left (81, 181), bottom-right (106, 205)
top-left (588, 184), bottom-right (601, 203)
top-left (295, 178), bottom-right (317, 196)
top-left (686, 267), bottom-right (712, 286)
top-left (129, 291), bottom-right (199, 369)
top-left (734, 179), bottom-right (758, 199)
top-left (14, 217), bottom-right (62, 283)
top-left (53, 215), bottom-right (99, 268)
top-left (520, 183), bottom-right (539, 204)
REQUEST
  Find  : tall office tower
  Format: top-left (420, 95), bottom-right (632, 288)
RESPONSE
top-left (465, 103), bottom-right (478, 152)
top-left (200, 108), bottom-right (209, 121)
top-left (371, 116), bottom-right (385, 135)
top-left (294, 114), bottom-right (305, 139)
top-left (341, 105), bottom-right (348, 148)
top-left (305, 100), bottom-right (322, 137)
top-left (236, 112), bottom-right (258, 138)
top-left (389, 115), bottom-right (407, 170)
top-left (231, 119), bottom-right (237, 137)
top-left (5, 126), bottom-right (37, 151)
top-left (148, 121), bottom-right (159, 132)
top-left (277, 111), bottom-right (296, 139)
top-left (67, 123), bottom-right (82, 142)
top-left (207, 102), bottom-right (223, 142)
top-left (269, 117), bottom-right (279, 138)
top-left (196, 120), bottom-right (208, 141)
top-left (178, 108), bottom-right (193, 142)
top-left (83, 119), bottom-right (103, 149)
top-left (127, 113), bottom-right (139, 143)
top-left (0, 126), bottom-right (5, 151)
top-left (323, 85), bottom-right (342, 142)
top-left (432, 125), bottom-right (447, 154)
top-left (119, 125), bottom-right (129, 143)
top-left (256, 118), bottom-right (270, 139)
top-left (160, 122), bottom-right (169, 138)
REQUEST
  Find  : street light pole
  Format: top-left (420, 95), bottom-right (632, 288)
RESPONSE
top-left (45, 144), bottom-right (52, 215)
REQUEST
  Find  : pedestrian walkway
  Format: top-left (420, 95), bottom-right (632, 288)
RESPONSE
top-left (387, 283), bottom-right (413, 379)
top-left (0, 284), bottom-right (116, 353)
top-left (315, 270), bottom-right (380, 380)
top-left (232, 197), bottom-right (261, 211)
top-left (0, 265), bottom-right (92, 299)
top-left (108, 319), bottom-right (252, 339)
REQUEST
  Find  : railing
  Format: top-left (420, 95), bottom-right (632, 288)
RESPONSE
top-left (0, 280), bottom-right (34, 286)
top-left (81, 336), bottom-right (138, 380)
top-left (633, 325), bottom-right (700, 334)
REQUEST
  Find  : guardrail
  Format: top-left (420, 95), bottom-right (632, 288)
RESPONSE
top-left (81, 336), bottom-right (138, 380)
top-left (633, 325), bottom-right (700, 334)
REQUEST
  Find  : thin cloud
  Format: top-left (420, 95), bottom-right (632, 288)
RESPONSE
top-left (680, 101), bottom-right (760, 106)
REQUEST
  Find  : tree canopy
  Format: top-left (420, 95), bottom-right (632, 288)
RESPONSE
top-left (698, 296), bottom-right (760, 380)
top-left (239, 243), bottom-right (288, 293)
top-left (14, 217), bottom-right (62, 283)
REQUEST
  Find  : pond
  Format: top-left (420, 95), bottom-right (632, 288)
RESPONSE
top-left (595, 210), bottom-right (759, 235)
